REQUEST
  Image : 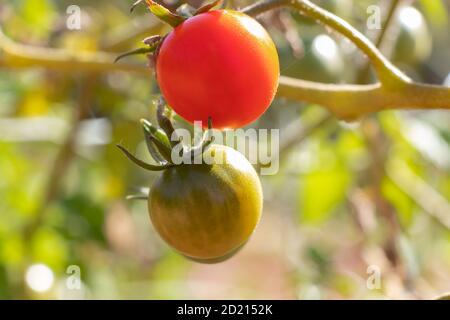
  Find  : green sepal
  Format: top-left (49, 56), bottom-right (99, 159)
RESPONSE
top-left (143, 132), bottom-right (167, 164)
top-left (141, 119), bottom-right (171, 148)
top-left (114, 46), bottom-right (157, 63)
top-left (116, 144), bottom-right (173, 171)
top-left (141, 119), bottom-right (173, 163)
top-left (145, 0), bottom-right (186, 28)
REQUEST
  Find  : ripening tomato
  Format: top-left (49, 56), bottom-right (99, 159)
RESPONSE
top-left (149, 145), bottom-right (263, 260)
top-left (156, 10), bottom-right (280, 129)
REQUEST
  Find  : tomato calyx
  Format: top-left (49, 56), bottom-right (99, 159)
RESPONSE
top-left (117, 97), bottom-right (214, 172)
top-left (114, 35), bottom-right (164, 64)
top-left (130, 0), bottom-right (221, 26)
top-left (130, 0), bottom-right (186, 27)
top-left (116, 0), bottom-right (222, 63)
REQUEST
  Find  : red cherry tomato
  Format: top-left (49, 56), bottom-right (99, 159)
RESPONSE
top-left (156, 10), bottom-right (280, 129)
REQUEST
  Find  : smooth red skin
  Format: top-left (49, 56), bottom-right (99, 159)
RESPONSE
top-left (156, 10), bottom-right (280, 129)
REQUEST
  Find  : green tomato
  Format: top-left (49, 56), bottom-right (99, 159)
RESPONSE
top-left (149, 145), bottom-right (263, 262)
top-left (183, 241), bottom-right (247, 264)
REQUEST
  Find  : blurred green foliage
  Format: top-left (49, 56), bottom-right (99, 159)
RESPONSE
top-left (0, 0), bottom-right (449, 300)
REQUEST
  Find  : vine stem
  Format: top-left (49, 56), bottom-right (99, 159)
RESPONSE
top-left (0, 27), bottom-right (149, 74)
top-left (290, 0), bottom-right (409, 85)
top-left (277, 78), bottom-right (450, 120)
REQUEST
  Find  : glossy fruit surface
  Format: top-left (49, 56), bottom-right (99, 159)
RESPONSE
top-left (156, 10), bottom-right (279, 129)
top-left (149, 145), bottom-right (263, 260)
top-left (183, 241), bottom-right (247, 264)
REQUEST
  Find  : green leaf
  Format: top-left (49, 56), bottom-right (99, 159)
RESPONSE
top-left (31, 228), bottom-right (68, 271)
top-left (195, 0), bottom-right (222, 15)
top-left (300, 165), bottom-right (350, 225)
top-left (419, 0), bottom-right (448, 30)
top-left (145, 0), bottom-right (186, 27)
top-left (19, 0), bottom-right (56, 37)
top-left (381, 177), bottom-right (414, 227)
top-left (61, 194), bottom-right (106, 242)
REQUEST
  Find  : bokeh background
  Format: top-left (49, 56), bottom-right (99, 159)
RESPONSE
top-left (0, 0), bottom-right (449, 299)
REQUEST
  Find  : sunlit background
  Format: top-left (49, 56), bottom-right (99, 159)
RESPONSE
top-left (0, 0), bottom-right (449, 299)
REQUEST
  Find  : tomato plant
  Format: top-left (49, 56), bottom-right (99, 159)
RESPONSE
top-left (117, 103), bottom-right (263, 262)
top-left (156, 9), bottom-right (280, 129)
top-left (2, 0), bottom-right (450, 300)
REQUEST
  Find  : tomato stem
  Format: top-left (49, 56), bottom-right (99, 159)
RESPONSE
top-left (185, 116), bottom-right (215, 162)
